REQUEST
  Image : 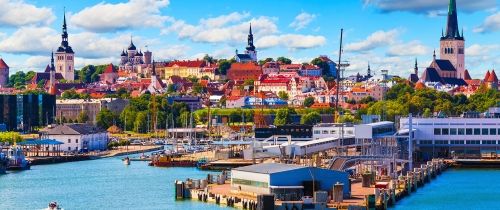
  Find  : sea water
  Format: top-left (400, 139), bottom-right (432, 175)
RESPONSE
top-left (391, 168), bottom-right (500, 210)
top-left (0, 154), bottom-right (229, 210)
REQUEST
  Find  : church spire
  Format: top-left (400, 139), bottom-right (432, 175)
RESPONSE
top-left (57, 7), bottom-right (73, 53)
top-left (246, 23), bottom-right (255, 51)
top-left (367, 62), bottom-right (371, 77)
top-left (50, 51), bottom-right (55, 71)
top-left (414, 58), bottom-right (418, 75)
top-left (443, 0), bottom-right (462, 39)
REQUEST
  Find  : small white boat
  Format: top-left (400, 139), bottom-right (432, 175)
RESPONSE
top-left (123, 157), bottom-right (130, 165)
top-left (47, 201), bottom-right (62, 210)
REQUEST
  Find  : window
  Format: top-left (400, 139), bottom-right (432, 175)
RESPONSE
top-left (466, 128), bottom-right (472, 135)
top-left (76, 139), bottom-right (79, 143)
top-left (435, 140), bottom-right (448, 144)
top-left (442, 128), bottom-right (449, 135)
top-left (466, 140), bottom-right (480, 145)
top-left (490, 128), bottom-right (497, 135)
top-left (314, 130), bottom-right (320, 134)
top-left (68, 139), bottom-right (71, 143)
top-left (322, 130), bottom-right (328, 134)
top-left (450, 128), bottom-right (457, 135)
top-left (474, 128), bottom-right (481, 135)
top-left (330, 130), bottom-right (336, 134)
top-left (68, 147), bottom-right (71, 151)
top-left (483, 140), bottom-right (496, 145)
top-left (434, 128), bottom-right (441, 135)
top-left (232, 178), bottom-right (268, 188)
top-left (458, 128), bottom-right (465, 135)
top-left (482, 128), bottom-right (489, 135)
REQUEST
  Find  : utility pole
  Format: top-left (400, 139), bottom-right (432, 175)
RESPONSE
top-left (409, 113), bottom-right (413, 171)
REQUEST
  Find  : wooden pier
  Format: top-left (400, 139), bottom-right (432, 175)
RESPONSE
top-left (174, 159), bottom-right (448, 210)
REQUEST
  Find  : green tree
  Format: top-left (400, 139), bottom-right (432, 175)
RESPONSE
top-left (278, 91), bottom-right (289, 100)
top-left (258, 58), bottom-right (274, 65)
top-left (134, 111), bottom-right (148, 133)
top-left (0, 132), bottom-right (23, 144)
top-left (203, 54), bottom-right (214, 63)
top-left (300, 112), bottom-right (321, 125)
top-left (78, 110), bottom-right (89, 123)
top-left (311, 57), bottom-right (331, 76)
top-left (37, 79), bottom-right (46, 89)
top-left (167, 84), bottom-right (176, 93)
top-left (96, 108), bottom-right (116, 129)
top-left (274, 108), bottom-right (295, 126)
top-left (217, 59), bottom-right (232, 75)
top-left (276, 57), bottom-right (292, 64)
top-left (303, 97), bottom-right (315, 107)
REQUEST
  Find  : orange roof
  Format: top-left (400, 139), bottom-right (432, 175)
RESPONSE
top-left (103, 63), bottom-right (115, 74)
top-left (90, 92), bottom-right (106, 99)
top-left (415, 81), bottom-right (426, 90)
top-left (230, 62), bottom-right (261, 71)
top-left (311, 102), bottom-right (332, 108)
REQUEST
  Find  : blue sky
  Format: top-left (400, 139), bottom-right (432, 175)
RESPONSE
top-left (0, 0), bottom-right (498, 78)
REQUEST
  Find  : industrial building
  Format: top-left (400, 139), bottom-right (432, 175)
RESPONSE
top-left (0, 94), bottom-right (56, 131)
top-left (400, 109), bottom-right (500, 160)
top-left (231, 163), bottom-right (350, 201)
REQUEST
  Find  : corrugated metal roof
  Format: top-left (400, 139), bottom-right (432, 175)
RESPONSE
top-left (233, 163), bottom-right (306, 174)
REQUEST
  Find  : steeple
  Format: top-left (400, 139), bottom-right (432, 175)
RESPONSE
top-left (50, 51), bottom-right (55, 71)
top-left (151, 59), bottom-right (156, 76)
top-left (246, 23), bottom-right (255, 51)
top-left (433, 49), bottom-right (436, 60)
top-left (367, 62), bottom-right (371, 77)
top-left (48, 51), bottom-right (57, 95)
top-left (57, 8), bottom-right (73, 53)
top-left (442, 0), bottom-right (462, 40)
top-left (414, 58), bottom-right (418, 75)
top-left (128, 35), bottom-right (136, 50)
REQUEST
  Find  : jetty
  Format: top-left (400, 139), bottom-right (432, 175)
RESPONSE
top-left (175, 159), bottom-right (447, 210)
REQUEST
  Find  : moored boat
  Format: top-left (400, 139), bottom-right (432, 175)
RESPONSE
top-left (149, 154), bottom-right (196, 167)
top-left (6, 145), bottom-right (30, 170)
top-left (0, 152), bottom-right (7, 174)
top-left (47, 201), bottom-right (62, 210)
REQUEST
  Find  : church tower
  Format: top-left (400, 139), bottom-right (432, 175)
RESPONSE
top-left (245, 23), bottom-right (257, 62)
top-left (55, 10), bottom-right (75, 81)
top-left (48, 52), bottom-right (57, 95)
top-left (440, 0), bottom-right (465, 79)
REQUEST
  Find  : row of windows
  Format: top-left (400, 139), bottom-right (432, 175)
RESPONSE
top-left (57, 55), bottom-right (73, 60)
top-left (232, 178), bottom-right (268, 188)
top-left (313, 130), bottom-right (354, 135)
top-left (67, 138), bottom-right (79, 143)
top-left (434, 128), bottom-right (499, 136)
top-left (442, 48), bottom-right (464, 55)
top-left (419, 140), bottom-right (500, 145)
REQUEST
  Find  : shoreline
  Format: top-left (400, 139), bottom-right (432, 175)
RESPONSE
top-left (27, 145), bottom-right (163, 165)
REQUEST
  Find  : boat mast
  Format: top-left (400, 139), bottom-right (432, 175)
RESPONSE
top-left (335, 28), bottom-right (343, 123)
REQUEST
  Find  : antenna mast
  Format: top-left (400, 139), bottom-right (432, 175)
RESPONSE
top-left (335, 29), bottom-right (343, 122)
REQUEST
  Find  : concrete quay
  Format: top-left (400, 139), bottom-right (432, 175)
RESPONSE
top-left (174, 159), bottom-right (448, 210)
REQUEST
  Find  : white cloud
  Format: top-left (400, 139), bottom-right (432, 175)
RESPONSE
top-left (364, 0), bottom-right (496, 15)
top-left (0, 26), bottom-right (154, 59)
top-left (256, 34), bottom-right (326, 50)
top-left (474, 12), bottom-right (500, 33)
top-left (155, 45), bottom-right (191, 60)
top-left (345, 29), bottom-right (400, 52)
top-left (163, 16), bottom-right (278, 44)
top-left (200, 12), bottom-right (250, 28)
top-left (386, 41), bottom-right (429, 56)
top-left (26, 56), bottom-right (51, 69)
top-left (466, 44), bottom-right (500, 56)
top-left (71, 0), bottom-right (170, 33)
top-left (289, 12), bottom-right (316, 30)
top-left (0, 27), bottom-right (57, 55)
top-left (0, 0), bottom-right (55, 27)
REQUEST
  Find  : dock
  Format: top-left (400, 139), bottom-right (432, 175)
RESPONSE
top-left (175, 159), bottom-right (448, 210)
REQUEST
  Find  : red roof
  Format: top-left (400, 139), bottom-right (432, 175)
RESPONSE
top-left (166, 60), bottom-right (206, 68)
top-left (463, 69), bottom-right (472, 80)
top-left (103, 63), bottom-right (115, 74)
top-left (487, 70), bottom-right (498, 83)
top-left (0, 58), bottom-right (9, 69)
top-left (230, 62), bottom-right (261, 71)
top-left (484, 70), bottom-right (491, 81)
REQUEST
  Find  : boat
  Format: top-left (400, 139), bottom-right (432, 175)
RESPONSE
top-left (6, 145), bottom-right (30, 170)
top-left (0, 152), bottom-right (7, 174)
top-left (47, 201), bottom-right (62, 210)
top-left (149, 154), bottom-right (196, 167)
top-left (123, 157), bottom-right (130, 165)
